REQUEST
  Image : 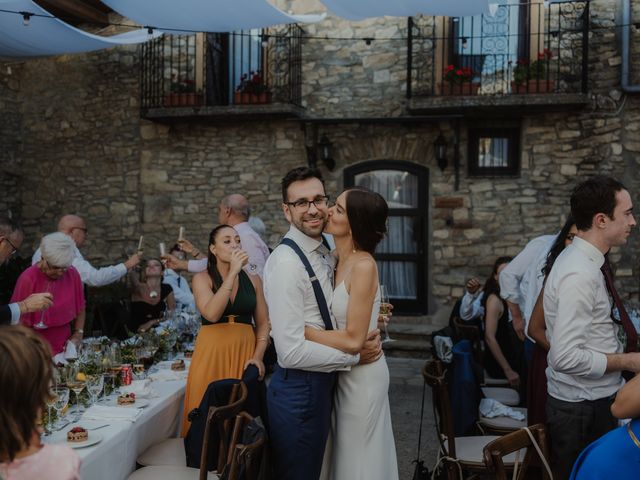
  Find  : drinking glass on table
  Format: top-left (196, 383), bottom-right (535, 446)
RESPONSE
top-left (43, 390), bottom-right (57, 436)
top-left (65, 364), bottom-right (86, 419)
top-left (86, 373), bottom-right (104, 406)
top-left (51, 386), bottom-right (70, 429)
top-left (379, 285), bottom-right (394, 343)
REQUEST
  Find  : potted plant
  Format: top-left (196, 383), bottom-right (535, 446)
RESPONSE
top-left (511, 49), bottom-right (555, 94)
top-left (234, 71), bottom-right (272, 105)
top-left (439, 65), bottom-right (480, 96)
top-left (164, 75), bottom-right (203, 107)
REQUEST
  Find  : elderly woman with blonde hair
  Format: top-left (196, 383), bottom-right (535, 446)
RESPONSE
top-left (11, 233), bottom-right (85, 355)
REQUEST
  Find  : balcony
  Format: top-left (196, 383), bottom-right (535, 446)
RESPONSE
top-left (140, 25), bottom-right (304, 121)
top-left (406, 1), bottom-right (590, 116)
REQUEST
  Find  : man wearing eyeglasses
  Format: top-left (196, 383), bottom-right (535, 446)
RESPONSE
top-left (0, 216), bottom-right (53, 325)
top-left (32, 214), bottom-right (140, 287)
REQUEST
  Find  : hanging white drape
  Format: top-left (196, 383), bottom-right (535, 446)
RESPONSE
top-left (100, 0), bottom-right (325, 33)
top-left (0, 0), bottom-right (160, 58)
top-left (319, 0), bottom-right (493, 21)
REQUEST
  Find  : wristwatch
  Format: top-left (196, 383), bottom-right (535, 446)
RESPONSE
top-left (76, 329), bottom-right (84, 335)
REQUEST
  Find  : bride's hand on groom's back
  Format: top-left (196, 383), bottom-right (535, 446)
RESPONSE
top-left (359, 329), bottom-right (383, 365)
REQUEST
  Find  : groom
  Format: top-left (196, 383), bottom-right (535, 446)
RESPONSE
top-left (264, 166), bottom-right (382, 480)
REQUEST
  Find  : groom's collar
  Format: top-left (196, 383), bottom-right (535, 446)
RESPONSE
top-left (285, 226), bottom-right (325, 254)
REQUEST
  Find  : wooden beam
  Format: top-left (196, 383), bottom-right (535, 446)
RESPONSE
top-left (35, 0), bottom-right (110, 25)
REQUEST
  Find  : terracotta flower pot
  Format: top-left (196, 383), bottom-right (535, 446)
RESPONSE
top-left (163, 93), bottom-right (203, 107)
top-left (439, 82), bottom-right (480, 96)
top-left (510, 80), bottom-right (555, 94)
top-left (234, 91), bottom-right (273, 105)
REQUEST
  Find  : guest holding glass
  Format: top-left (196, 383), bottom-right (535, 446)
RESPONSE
top-left (0, 326), bottom-right (80, 479)
top-left (128, 258), bottom-right (176, 333)
top-left (181, 225), bottom-right (269, 434)
top-left (11, 233), bottom-right (85, 355)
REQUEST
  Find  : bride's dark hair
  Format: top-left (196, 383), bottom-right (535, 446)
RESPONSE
top-left (345, 187), bottom-right (388, 254)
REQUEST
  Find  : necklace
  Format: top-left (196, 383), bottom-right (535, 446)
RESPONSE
top-left (149, 290), bottom-right (159, 299)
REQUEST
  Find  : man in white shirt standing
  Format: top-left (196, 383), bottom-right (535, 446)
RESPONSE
top-left (32, 214), bottom-right (140, 287)
top-left (264, 167), bottom-right (381, 480)
top-left (544, 176), bottom-right (639, 479)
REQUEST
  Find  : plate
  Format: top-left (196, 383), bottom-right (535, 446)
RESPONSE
top-left (63, 432), bottom-right (103, 449)
top-left (114, 398), bottom-right (150, 408)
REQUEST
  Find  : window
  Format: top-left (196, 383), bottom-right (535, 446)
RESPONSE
top-left (468, 126), bottom-right (520, 176)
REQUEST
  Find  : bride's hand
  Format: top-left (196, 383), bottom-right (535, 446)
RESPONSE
top-left (244, 358), bottom-right (265, 380)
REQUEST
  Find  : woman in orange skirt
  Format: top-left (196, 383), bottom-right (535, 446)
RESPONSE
top-left (181, 224), bottom-right (269, 434)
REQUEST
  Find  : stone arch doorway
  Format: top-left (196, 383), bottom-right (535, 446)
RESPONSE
top-left (344, 161), bottom-right (429, 314)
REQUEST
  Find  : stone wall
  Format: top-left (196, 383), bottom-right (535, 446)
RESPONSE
top-left (2, 0), bottom-right (639, 312)
top-left (0, 65), bottom-right (22, 219)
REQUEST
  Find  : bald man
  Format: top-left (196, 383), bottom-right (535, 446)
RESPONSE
top-left (167, 194), bottom-right (270, 277)
top-left (0, 216), bottom-right (52, 325)
top-left (32, 214), bottom-right (140, 287)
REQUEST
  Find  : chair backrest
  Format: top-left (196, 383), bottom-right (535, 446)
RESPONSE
top-left (452, 317), bottom-right (483, 365)
top-left (199, 381), bottom-right (248, 480)
top-left (483, 423), bottom-right (551, 480)
top-left (227, 412), bottom-right (267, 480)
top-left (422, 359), bottom-right (456, 458)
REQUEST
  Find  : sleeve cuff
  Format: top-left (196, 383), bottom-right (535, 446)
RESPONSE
top-left (587, 351), bottom-right (608, 379)
top-left (9, 303), bottom-right (21, 325)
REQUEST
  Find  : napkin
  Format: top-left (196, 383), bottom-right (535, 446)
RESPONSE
top-left (52, 340), bottom-right (78, 365)
top-left (479, 398), bottom-right (525, 421)
top-left (120, 379), bottom-right (156, 398)
top-left (83, 405), bottom-right (143, 423)
top-left (149, 369), bottom-right (188, 381)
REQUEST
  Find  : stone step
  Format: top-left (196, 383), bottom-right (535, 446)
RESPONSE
top-left (382, 338), bottom-right (432, 359)
top-left (386, 322), bottom-right (443, 342)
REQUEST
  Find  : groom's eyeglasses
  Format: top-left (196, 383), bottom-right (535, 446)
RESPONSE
top-left (285, 196), bottom-right (332, 212)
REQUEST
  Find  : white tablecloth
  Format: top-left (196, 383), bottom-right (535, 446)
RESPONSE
top-left (50, 379), bottom-right (186, 480)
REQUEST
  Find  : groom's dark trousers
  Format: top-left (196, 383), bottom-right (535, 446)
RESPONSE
top-left (268, 365), bottom-right (336, 480)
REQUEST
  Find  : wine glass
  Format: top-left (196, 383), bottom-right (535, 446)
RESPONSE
top-left (65, 364), bottom-right (86, 420)
top-left (33, 281), bottom-right (53, 329)
top-left (51, 386), bottom-right (69, 429)
top-left (43, 390), bottom-right (57, 436)
top-left (380, 284), bottom-right (394, 343)
top-left (85, 374), bottom-right (104, 406)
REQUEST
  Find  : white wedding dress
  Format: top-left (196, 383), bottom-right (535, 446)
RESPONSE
top-left (320, 282), bottom-right (399, 480)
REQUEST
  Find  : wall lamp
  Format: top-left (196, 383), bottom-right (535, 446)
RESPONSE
top-left (434, 134), bottom-right (448, 171)
top-left (306, 130), bottom-right (336, 171)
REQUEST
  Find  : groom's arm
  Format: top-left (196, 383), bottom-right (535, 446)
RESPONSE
top-left (264, 255), bottom-right (359, 372)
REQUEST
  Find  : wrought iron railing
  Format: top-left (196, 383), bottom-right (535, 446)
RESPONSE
top-left (140, 25), bottom-right (303, 109)
top-left (407, 1), bottom-right (589, 98)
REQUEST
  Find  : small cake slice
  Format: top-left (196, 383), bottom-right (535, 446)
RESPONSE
top-left (184, 350), bottom-right (193, 358)
top-left (117, 392), bottom-right (136, 405)
top-left (67, 426), bottom-right (88, 443)
top-left (171, 359), bottom-right (185, 371)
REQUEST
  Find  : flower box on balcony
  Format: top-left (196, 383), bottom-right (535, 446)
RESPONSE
top-left (438, 82), bottom-right (480, 96)
top-left (510, 80), bottom-right (555, 94)
top-left (234, 91), bottom-right (272, 105)
top-left (163, 93), bottom-right (204, 107)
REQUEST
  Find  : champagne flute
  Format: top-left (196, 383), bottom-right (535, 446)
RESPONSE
top-left (33, 281), bottom-right (53, 329)
top-left (43, 390), bottom-right (57, 436)
top-left (380, 284), bottom-right (394, 343)
top-left (52, 386), bottom-right (69, 429)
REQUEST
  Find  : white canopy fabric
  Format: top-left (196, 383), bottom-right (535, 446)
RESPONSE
top-left (0, 0), bottom-right (160, 58)
top-left (100, 0), bottom-right (325, 33)
top-left (319, 0), bottom-right (493, 21)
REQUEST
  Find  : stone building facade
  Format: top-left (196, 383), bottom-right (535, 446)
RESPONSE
top-left (1, 0), bottom-right (639, 314)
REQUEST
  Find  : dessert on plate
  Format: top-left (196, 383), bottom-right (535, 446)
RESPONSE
top-left (171, 359), bottom-right (185, 371)
top-left (117, 392), bottom-right (136, 405)
top-left (67, 426), bottom-right (88, 443)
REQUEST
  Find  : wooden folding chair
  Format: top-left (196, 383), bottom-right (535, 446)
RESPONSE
top-left (423, 359), bottom-right (522, 480)
top-left (227, 412), bottom-right (267, 480)
top-left (129, 382), bottom-right (248, 480)
top-left (483, 423), bottom-right (552, 480)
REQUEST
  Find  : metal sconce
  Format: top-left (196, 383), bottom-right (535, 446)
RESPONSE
top-left (317, 134), bottom-right (335, 171)
top-left (434, 134), bottom-right (448, 172)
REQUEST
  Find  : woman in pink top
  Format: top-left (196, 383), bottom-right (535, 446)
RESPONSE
top-left (11, 232), bottom-right (85, 355)
top-left (0, 326), bottom-right (80, 480)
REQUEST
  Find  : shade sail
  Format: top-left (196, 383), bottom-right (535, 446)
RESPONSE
top-left (100, 0), bottom-right (325, 33)
top-left (0, 0), bottom-right (160, 58)
top-left (319, 0), bottom-right (492, 20)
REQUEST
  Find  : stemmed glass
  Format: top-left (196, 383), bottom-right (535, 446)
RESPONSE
top-left (33, 281), bottom-right (53, 329)
top-left (65, 364), bottom-right (86, 420)
top-left (51, 386), bottom-right (69, 430)
top-left (380, 284), bottom-right (394, 343)
top-left (85, 374), bottom-right (104, 406)
top-left (43, 390), bottom-right (57, 436)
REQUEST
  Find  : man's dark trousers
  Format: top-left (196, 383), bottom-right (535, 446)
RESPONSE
top-left (267, 366), bottom-right (336, 480)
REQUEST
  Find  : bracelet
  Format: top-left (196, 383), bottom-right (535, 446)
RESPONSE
top-left (76, 329), bottom-right (84, 335)
top-left (192, 249), bottom-right (200, 258)
top-left (220, 285), bottom-right (233, 292)
top-left (256, 336), bottom-right (270, 343)
top-left (19, 301), bottom-right (26, 313)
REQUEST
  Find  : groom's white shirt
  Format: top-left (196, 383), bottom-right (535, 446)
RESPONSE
top-left (264, 225), bottom-right (359, 372)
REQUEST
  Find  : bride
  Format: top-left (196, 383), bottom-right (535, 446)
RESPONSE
top-left (305, 187), bottom-right (399, 480)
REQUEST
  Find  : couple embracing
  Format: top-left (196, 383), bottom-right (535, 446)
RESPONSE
top-left (264, 167), bottom-right (399, 480)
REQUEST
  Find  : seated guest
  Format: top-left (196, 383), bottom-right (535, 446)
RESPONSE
top-left (128, 258), bottom-right (176, 333)
top-left (481, 256), bottom-right (521, 387)
top-left (0, 216), bottom-right (52, 325)
top-left (11, 233), bottom-right (85, 355)
top-left (162, 244), bottom-right (195, 312)
top-left (569, 372), bottom-right (640, 479)
top-left (0, 326), bottom-right (80, 479)
top-left (32, 214), bottom-right (140, 287)
top-left (181, 225), bottom-right (269, 434)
